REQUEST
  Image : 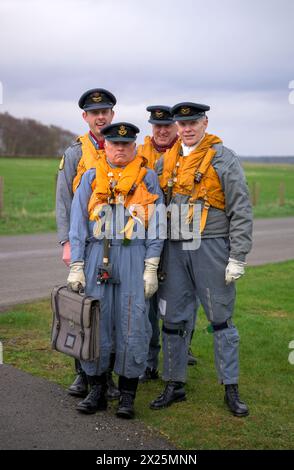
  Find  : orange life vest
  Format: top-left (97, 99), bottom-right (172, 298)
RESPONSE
top-left (137, 136), bottom-right (162, 170)
top-left (160, 133), bottom-right (225, 233)
top-left (88, 154), bottom-right (158, 240)
top-left (72, 133), bottom-right (105, 193)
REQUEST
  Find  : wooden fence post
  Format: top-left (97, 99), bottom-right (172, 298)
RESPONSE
top-left (279, 182), bottom-right (285, 206)
top-left (251, 181), bottom-right (259, 206)
top-left (0, 176), bottom-right (3, 218)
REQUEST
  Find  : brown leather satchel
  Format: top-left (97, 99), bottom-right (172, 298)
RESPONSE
top-left (51, 285), bottom-right (100, 361)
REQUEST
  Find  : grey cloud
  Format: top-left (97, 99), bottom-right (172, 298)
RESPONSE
top-left (0, 0), bottom-right (294, 154)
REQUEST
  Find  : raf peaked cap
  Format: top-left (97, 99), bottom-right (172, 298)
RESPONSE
top-left (78, 88), bottom-right (117, 111)
top-left (101, 122), bottom-right (140, 142)
top-left (146, 105), bottom-right (174, 125)
top-left (171, 102), bottom-right (210, 121)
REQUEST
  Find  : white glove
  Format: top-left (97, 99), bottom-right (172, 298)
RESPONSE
top-left (225, 257), bottom-right (246, 284)
top-left (67, 261), bottom-right (86, 292)
top-left (143, 257), bottom-right (160, 299)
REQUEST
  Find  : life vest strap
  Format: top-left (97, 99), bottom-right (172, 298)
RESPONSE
top-left (200, 201), bottom-right (210, 234)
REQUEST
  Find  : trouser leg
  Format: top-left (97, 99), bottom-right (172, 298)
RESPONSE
top-left (161, 320), bottom-right (192, 382)
top-left (147, 293), bottom-right (161, 370)
top-left (106, 352), bottom-right (120, 400)
top-left (193, 238), bottom-right (239, 385)
top-left (112, 244), bottom-right (152, 379)
top-left (158, 241), bottom-right (197, 383)
top-left (80, 296), bottom-right (112, 377)
top-left (187, 304), bottom-right (199, 365)
top-left (213, 323), bottom-right (240, 384)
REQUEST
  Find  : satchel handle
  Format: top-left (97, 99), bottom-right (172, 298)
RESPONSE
top-left (66, 284), bottom-right (85, 296)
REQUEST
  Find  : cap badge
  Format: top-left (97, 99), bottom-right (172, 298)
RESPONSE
top-left (118, 125), bottom-right (127, 136)
top-left (181, 107), bottom-right (190, 115)
top-left (155, 110), bottom-right (164, 118)
top-left (92, 93), bottom-right (102, 103)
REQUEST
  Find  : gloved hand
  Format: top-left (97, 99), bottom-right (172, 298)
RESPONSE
top-left (67, 261), bottom-right (86, 292)
top-left (225, 257), bottom-right (246, 284)
top-left (62, 241), bottom-right (71, 267)
top-left (143, 257), bottom-right (160, 299)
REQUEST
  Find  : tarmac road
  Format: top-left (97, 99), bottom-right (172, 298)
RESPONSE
top-left (0, 217), bottom-right (293, 310)
top-left (0, 365), bottom-right (174, 450)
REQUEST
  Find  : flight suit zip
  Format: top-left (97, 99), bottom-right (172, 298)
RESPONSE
top-left (123, 295), bottom-right (132, 376)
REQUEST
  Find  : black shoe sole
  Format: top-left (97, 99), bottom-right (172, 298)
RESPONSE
top-left (229, 409), bottom-right (249, 418)
top-left (68, 389), bottom-right (88, 398)
top-left (224, 398), bottom-right (249, 417)
top-left (76, 407), bottom-right (98, 414)
top-left (116, 410), bottom-right (134, 419)
top-left (76, 404), bottom-right (108, 414)
top-left (150, 395), bottom-right (186, 410)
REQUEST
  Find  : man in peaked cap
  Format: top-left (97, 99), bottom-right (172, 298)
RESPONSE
top-left (137, 105), bottom-right (178, 171)
top-left (137, 105), bottom-right (198, 383)
top-left (150, 102), bottom-right (253, 417)
top-left (67, 122), bottom-right (164, 419)
top-left (56, 88), bottom-right (119, 401)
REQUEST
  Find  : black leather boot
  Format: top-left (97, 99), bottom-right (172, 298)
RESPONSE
top-left (116, 376), bottom-right (138, 419)
top-left (224, 384), bottom-right (249, 417)
top-left (116, 391), bottom-right (136, 419)
top-left (150, 382), bottom-right (186, 409)
top-left (67, 359), bottom-right (88, 397)
top-left (139, 367), bottom-right (159, 383)
top-left (76, 374), bottom-right (108, 414)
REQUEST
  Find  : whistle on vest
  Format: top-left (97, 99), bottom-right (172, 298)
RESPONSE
top-left (108, 192), bottom-right (115, 205)
top-left (108, 180), bottom-right (117, 205)
top-left (166, 178), bottom-right (174, 207)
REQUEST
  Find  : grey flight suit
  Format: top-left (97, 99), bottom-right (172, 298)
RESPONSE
top-left (69, 168), bottom-right (164, 378)
top-left (157, 143), bottom-right (253, 384)
top-left (56, 133), bottom-right (100, 244)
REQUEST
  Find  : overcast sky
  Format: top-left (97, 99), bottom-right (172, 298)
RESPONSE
top-left (0, 0), bottom-right (293, 155)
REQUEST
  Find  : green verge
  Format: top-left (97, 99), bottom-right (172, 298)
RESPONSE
top-left (0, 261), bottom-right (293, 449)
top-left (0, 160), bottom-right (294, 235)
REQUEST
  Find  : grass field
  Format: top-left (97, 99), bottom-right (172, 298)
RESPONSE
top-left (244, 163), bottom-right (294, 218)
top-left (0, 158), bottom-right (58, 235)
top-left (0, 159), bottom-right (293, 235)
top-left (1, 260), bottom-right (294, 449)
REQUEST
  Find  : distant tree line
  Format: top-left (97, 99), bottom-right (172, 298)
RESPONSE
top-left (0, 112), bottom-right (76, 157)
